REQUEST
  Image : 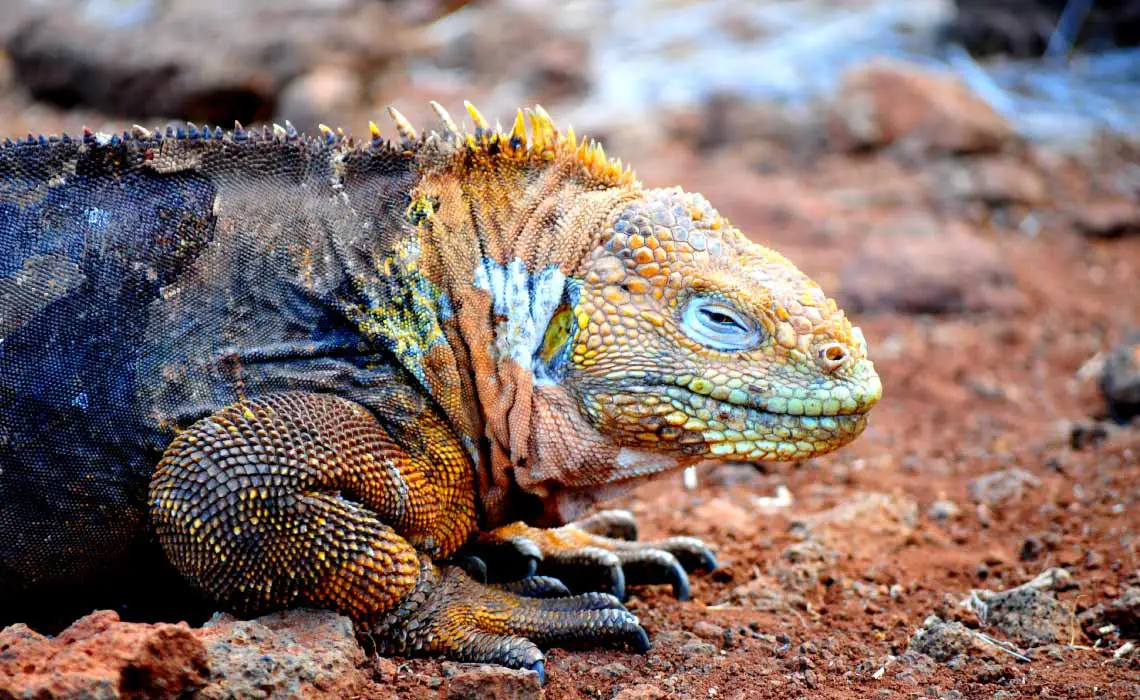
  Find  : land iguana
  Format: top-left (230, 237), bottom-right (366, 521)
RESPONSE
top-left (0, 102), bottom-right (881, 677)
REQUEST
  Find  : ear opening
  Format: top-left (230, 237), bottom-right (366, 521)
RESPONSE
top-left (534, 298), bottom-right (577, 385)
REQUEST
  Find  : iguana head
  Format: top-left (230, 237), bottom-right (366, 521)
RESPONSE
top-left (398, 103), bottom-right (880, 523)
top-left (562, 187), bottom-right (880, 463)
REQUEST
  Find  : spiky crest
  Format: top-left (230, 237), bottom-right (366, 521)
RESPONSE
top-left (0, 102), bottom-right (637, 188)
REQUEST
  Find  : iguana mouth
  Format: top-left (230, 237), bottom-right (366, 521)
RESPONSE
top-left (674, 391), bottom-right (871, 460)
top-left (593, 378), bottom-right (878, 462)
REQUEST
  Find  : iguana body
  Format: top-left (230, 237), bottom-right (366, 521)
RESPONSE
top-left (0, 103), bottom-right (881, 675)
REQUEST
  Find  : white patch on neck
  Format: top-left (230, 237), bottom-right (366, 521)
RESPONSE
top-left (472, 257), bottom-right (566, 382)
top-left (615, 448), bottom-right (679, 479)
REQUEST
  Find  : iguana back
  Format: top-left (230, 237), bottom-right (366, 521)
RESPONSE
top-left (0, 127), bottom-right (426, 613)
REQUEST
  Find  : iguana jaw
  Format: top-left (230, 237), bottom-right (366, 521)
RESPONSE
top-left (572, 359), bottom-right (879, 461)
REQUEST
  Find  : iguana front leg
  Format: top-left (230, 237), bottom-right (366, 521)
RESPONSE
top-left (148, 392), bottom-right (645, 675)
top-left (470, 510), bottom-right (718, 601)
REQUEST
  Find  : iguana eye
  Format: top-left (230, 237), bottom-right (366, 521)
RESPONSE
top-left (681, 297), bottom-right (762, 351)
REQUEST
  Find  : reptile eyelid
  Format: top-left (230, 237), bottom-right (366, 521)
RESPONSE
top-left (680, 296), bottom-right (762, 351)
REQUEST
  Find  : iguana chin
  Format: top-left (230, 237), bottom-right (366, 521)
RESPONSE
top-left (0, 102), bottom-right (880, 679)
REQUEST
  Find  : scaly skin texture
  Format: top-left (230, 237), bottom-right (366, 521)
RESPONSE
top-left (0, 103), bottom-right (880, 678)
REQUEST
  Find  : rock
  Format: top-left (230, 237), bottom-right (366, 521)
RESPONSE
top-left (679, 640), bottom-right (719, 656)
top-left (0, 610), bottom-right (209, 699)
top-left (442, 665), bottom-right (542, 700)
top-left (1079, 587), bottom-right (1140, 639)
top-left (982, 584), bottom-right (1073, 647)
top-left (1072, 200), bottom-right (1140, 239)
top-left (590, 662), bottom-right (630, 678)
top-left (907, 615), bottom-right (995, 662)
top-left (792, 492), bottom-right (918, 547)
top-left (1100, 333), bottom-right (1140, 423)
top-left (1019, 535), bottom-right (1046, 562)
top-left (930, 156), bottom-right (1049, 206)
top-left (839, 225), bottom-right (1025, 315)
top-left (195, 608), bottom-right (367, 700)
top-left (4, 0), bottom-right (411, 124)
top-left (773, 540), bottom-right (839, 592)
top-left (615, 684), bottom-right (669, 700)
top-left (692, 621), bottom-right (726, 642)
top-left (1069, 420), bottom-right (1111, 450)
top-left (829, 59), bottom-right (1014, 154)
top-left (967, 468), bottom-right (1041, 507)
top-left (929, 499), bottom-right (962, 522)
top-left (893, 650), bottom-right (937, 683)
top-left (372, 656), bottom-right (399, 683)
top-left (653, 629), bottom-right (695, 647)
top-left (959, 569), bottom-right (1077, 649)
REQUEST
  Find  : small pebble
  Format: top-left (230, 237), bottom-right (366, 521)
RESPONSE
top-left (928, 500), bottom-right (961, 522)
top-left (692, 621), bottom-right (725, 641)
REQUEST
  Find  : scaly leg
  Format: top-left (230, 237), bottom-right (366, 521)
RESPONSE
top-left (470, 509), bottom-right (718, 601)
top-left (149, 392), bottom-right (646, 676)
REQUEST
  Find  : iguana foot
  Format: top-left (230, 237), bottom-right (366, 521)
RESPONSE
top-left (469, 510), bottom-right (717, 601)
top-left (374, 560), bottom-right (649, 681)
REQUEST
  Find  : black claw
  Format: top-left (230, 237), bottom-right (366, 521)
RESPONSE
top-left (515, 538), bottom-right (543, 561)
top-left (609, 520), bottom-right (639, 542)
top-left (523, 554), bottom-right (539, 578)
top-left (536, 549), bottom-right (625, 599)
top-left (618, 550), bottom-right (694, 600)
top-left (665, 542), bottom-right (715, 576)
top-left (630, 626), bottom-right (651, 654)
top-left (611, 564), bottom-right (627, 601)
top-left (668, 562), bottom-right (691, 601)
top-left (527, 659), bottom-right (546, 685)
top-left (464, 537), bottom-right (545, 583)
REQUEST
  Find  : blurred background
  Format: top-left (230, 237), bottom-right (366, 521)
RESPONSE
top-left (2, 1), bottom-right (1140, 696)
top-left (1, 0), bottom-right (1138, 147)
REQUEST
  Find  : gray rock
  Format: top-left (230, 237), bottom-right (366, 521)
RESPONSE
top-left (908, 616), bottom-right (981, 662)
top-left (1100, 333), bottom-right (1140, 423)
top-left (678, 640), bottom-right (719, 656)
top-left (196, 609), bottom-right (366, 700)
top-left (442, 665), bottom-right (542, 700)
top-left (1080, 587), bottom-right (1140, 639)
top-left (692, 620), bottom-right (725, 641)
top-left (928, 499), bottom-right (961, 522)
top-left (983, 585), bottom-right (1072, 647)
top-left (967, 468), bottom-right (1041, 507)
top-left (590, 662), bottom-right (630, 678)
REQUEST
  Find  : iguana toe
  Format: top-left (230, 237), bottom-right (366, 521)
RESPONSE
top-left (473, 512), bottom-right (717, 601)
top-left (570, 509), bottom-right (640, 541)
top-left (374, 563), bottom-right (650, 680)
top-left (493, 575), bottom-right (572, 598)
top-left (535, 545), bottom-right (628, 599)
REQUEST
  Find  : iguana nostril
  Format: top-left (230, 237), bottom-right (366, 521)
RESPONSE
top-left (818, 343), bottom-right (848, 373)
